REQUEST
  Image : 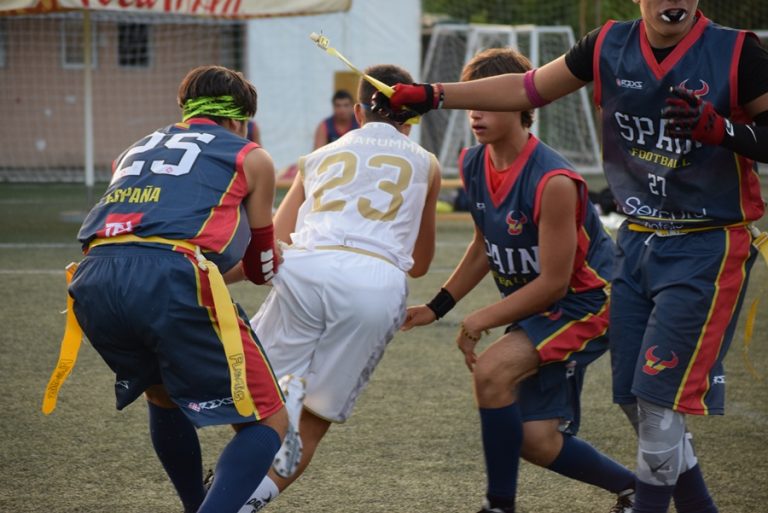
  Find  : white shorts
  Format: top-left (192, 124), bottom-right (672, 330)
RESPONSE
top-left (251, 248), bottom-right (407, 423)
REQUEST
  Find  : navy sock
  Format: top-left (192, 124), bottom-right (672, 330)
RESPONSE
top-left (546, 434), bottom-right (635, 493)
top-left (479, 403), bottom-right (523, 510)
top-left (673, 465), bottom-right (718, 513)
top-left (147, 402), bottom-right (205, 513)
top-left (633, 480), bottom-right (675, 513)
top-left (197, 423), bottom-right (281, 513)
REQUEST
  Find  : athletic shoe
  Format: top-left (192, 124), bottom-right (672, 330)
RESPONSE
top-left (272, 374), bottom-right (306, 478)
top-left (609, 488), bottom-right (634, 513)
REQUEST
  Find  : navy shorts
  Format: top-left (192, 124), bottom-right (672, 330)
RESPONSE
top-left (512, 288), bottom-right (610, 434)
top-left (69, 244), bottom-right (284, 427)
top-left (610, 223), bottom-right (756, 415)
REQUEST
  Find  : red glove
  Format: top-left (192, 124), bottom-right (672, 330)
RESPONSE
top-left (371, 83), bottom-right (441, 123)
top-left (242, 225), bottom-right (278, 285)
top-left (661, 86), bottom-right (727, 145)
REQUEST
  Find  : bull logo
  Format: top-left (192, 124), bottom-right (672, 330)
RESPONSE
top-left (506, 210), bottom-right (528, 236)
top-left (678, 78), bottom-right (710, 98)
top-left (642, 345), bottom-right (679, 375)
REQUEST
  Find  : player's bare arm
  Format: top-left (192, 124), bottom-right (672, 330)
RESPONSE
top-left (461, 175), bottom-right (578, 336)
top-left (401, 224), bottom-right (490, 331)
top-left (409, 156), bottom-right (442, 278)
top-left (243, 147), bottom-right (276, 228)
top-left (230, 147), bottom-right (281, 285)
top-left (217, 143), bottom-right (278, 284)
top-left (375, 56), bottom-right (586, 121)
top-left (273, 168), bottom-right (307, 244)
top-left (442, 56), bottom-right (585, 111)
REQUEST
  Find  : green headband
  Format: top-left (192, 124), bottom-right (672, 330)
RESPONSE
top-left (182, 95), bottom-right (250, 122)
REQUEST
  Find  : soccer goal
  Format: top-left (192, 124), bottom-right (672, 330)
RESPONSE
top-left (420, 24), bottom-right (601, 175)
top-left (0, 11), bottom-right (245, 185)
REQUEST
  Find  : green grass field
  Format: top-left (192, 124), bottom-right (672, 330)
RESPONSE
top-left (1, 183), bottom-right (766, 512)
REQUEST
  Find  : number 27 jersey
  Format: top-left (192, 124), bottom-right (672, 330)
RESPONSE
top-left (290, 122), bottom-right (438, 272)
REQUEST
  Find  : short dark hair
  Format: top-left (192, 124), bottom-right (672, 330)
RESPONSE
top-left (332, 90), bottom-right (354, 103)
top-left (177, 65), bottom-right (257, 122)
top-left (461, 48), bottom-right (534, 128)
top-left (357, 64), bottom-right (414, 125)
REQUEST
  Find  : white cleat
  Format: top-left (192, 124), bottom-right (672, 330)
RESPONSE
top-left (272, 374), bottom-right (306, 478)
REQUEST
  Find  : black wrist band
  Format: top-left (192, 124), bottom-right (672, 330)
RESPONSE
top-left (426, 288), bottom-right (456, 319)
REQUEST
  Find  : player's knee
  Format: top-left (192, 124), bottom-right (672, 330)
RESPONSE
top-left (144, 385), bottom-right (177, 408)
top-left (473, 358), bottom-right (511, 394)
top-left (637, 398), bottom-right (687, 486)
top-left (474, 351), bottom-right (530, 391)
top-left (521, 421), bottom-right (563, 466)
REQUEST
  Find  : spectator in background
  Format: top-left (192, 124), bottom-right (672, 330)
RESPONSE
top-left (247, 119), bottom-right (262, 146)
top-left (313, 90), bottom-right (359, 149)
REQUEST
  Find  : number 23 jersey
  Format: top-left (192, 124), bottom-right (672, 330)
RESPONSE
top-left (290, 122), bottom-right (438, 272)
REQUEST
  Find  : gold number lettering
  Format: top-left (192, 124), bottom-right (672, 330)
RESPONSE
top-left (311, 152), bottom-right (414, 221)
top-left (358, 155), bottom-right (413, 221)
top-left (312, 151), bottom-right (357, 212)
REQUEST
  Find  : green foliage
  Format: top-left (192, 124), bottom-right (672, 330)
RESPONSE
top-left (423, 0), bottom-right (768, 37)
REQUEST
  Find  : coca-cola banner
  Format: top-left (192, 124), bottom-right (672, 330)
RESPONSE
top-left (1, 0), bottom-right (351, 18)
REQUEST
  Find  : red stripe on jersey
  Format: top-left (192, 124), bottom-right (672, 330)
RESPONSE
top-left (532, 170), bottom-right (605, 293)
top-left (593, 20), bottom-right (615, 107)
top-left (729, 31), bottom-right (746, 112)
top-left (532, 169), bottom-right (586, 225)
top-left (674, 228), bottom-right (751, 414)
top-left (536, 297), bottom-right (609, 363)
top-left (189, 143), bottom-right (256, 252)
top-left (639, 11), bottom-right (709, 80)
top-left (570, 226), bottom-right (609, 293)
top-left (728, 32), bottom-right (765, 223)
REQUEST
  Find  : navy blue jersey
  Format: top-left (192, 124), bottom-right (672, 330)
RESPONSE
top-left (324, 116), bottom-right (359, 144)
top-left (595, 13), bottom-right (763, 229)
top-left (78, 118), bottom-right (258, 272)
top-left (460, 135), bottom-right (614, 298)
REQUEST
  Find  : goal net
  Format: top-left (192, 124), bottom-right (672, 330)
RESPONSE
top-left (420, 23), bottom-right (601, 176)
top-left (0, 11), bottom-right (244, 183)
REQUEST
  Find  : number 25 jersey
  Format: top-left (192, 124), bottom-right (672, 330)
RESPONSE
top-left (77, 118), bottom-right (258, 272)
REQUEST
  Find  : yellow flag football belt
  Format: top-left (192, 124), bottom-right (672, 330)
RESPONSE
top-left (42, 234), bottom-right (256, 418)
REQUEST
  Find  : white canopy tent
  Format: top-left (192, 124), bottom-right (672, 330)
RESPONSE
top-left (245, 0), bottom-right (422, 170)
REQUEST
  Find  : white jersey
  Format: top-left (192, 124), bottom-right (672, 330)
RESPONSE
top-left (290, 122), bottom-right (437, 272)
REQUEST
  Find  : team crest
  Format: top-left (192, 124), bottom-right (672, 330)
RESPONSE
top-left (505, 210), bottom-right (528, 236)
top-left (678, 78), bottom-right (710, 98)
top-left (642, 345), bottom-right (679, 375)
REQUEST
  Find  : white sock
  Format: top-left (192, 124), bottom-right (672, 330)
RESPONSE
top-left (236, 476), bottom-right (280, 513)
